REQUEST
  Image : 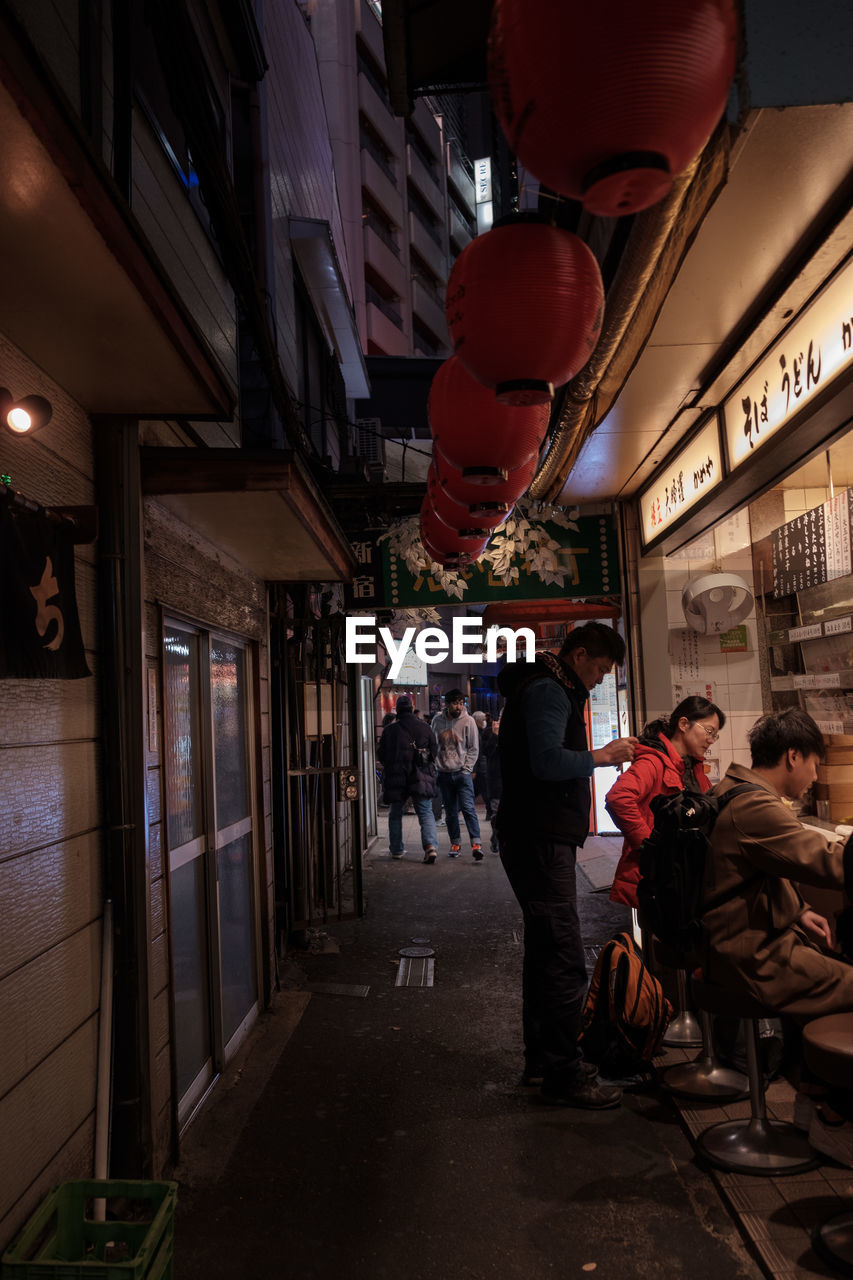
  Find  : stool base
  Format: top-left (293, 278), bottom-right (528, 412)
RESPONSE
top-left (814, 1209), bottom-right (853, 1277)
top-left (698, 1117), bottom-right (819, 1176)
top-left (663, 1058), bottom-right (748, 1101)
top-left (663, 1010), bottom-right (702, 1049)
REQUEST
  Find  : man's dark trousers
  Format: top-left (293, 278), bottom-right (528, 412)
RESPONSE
top-left (500, 833), bottom-right (587, 1085)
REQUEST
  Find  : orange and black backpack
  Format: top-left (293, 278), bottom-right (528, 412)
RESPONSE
top-left (580, 930), bottom-right (673, 1076)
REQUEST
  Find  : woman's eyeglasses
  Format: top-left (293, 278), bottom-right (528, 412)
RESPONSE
top-left (701, 725), bottom-right (719, 742)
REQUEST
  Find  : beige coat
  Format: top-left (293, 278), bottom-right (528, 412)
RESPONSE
top-left (703, 763), bottom-right (853, 1022)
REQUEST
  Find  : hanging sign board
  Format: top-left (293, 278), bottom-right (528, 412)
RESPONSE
top-left (638, 418), bottom-right (723, 546)
top-left (770, 487), bottom-right (853, 597)
top-left (0, 501), bottom-right (90, 679)
top-left (723, 255), bottom-right (853, 471)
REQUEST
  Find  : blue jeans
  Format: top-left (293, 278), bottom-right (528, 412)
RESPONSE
top-left (388, 796), bottom-right (438, 853)
top-left (437, 770), bottom-right (481, 844)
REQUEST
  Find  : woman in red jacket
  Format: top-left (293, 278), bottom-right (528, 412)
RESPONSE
top-left (606, 696), bottom-right (726, 908)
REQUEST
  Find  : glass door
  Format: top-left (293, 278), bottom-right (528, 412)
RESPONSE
top-left (164, 625), bottom-right (213, 1118)
top-left (163, 622), bottom-right (259, 1126)
top-left (210, 637), bottom-right (258, 1048)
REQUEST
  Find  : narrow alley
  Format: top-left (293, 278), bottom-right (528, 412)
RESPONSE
top-left (173, 822), bottom-right (765, 1280)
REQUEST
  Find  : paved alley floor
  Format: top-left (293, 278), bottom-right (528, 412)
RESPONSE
top-left (172, 818), bottom-right (845, 1280)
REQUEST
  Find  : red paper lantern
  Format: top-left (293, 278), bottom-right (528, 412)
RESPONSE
top-left (489, 0), bottom-right (738, 217)
top-left (427, 461), bottom-right (512, 532)
top-left (420, 498), bottom-right (489, 569)
top-left (434, 448), bottom-right (538, 509)
top-left (445, 217), bottom-right (604, 406)
top-left (428, 356), bottom-right (550, 482)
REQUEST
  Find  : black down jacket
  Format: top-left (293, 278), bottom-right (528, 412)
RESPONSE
top-left (376, 710), bottom-right (438, 801)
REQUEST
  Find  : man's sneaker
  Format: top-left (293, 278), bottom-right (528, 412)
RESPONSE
top-left (541, 1076), bottom-right (622, 1110)
top-left (809, 1108), bottom-right (853, 1167)
top-left (472, 843), bottom-right (483, 861)
top-left (449, 844), bottom-right (461, 858)
top-left (423, 847), bottom-right (437, 864)
top-left (390, 851), bottom-right (405, 860)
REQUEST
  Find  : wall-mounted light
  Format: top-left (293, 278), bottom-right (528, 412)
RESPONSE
top-left (0, 387), bottom-right (53, 436)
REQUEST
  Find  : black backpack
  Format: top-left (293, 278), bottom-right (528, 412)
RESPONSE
top-left (637, 782), bottom-right (760, 952)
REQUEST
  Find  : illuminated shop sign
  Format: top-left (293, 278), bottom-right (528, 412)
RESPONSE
top-left (639, 417), bottom-right (723, 546)
top-left (474, 156), bottom-right (493, 234)
top-left (723, 255), bottom-right (853, 471)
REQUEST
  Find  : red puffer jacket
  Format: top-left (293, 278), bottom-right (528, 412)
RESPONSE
top-left (605, 734), bottom-right (710, 908)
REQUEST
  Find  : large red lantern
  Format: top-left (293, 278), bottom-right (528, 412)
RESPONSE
top-left (420, 498), bottom-right (489, 569)
top-left (434, 448), bottom-right (538, 509)
top-left (445, 217), bottom-right (604, 406)
top-left (489, 0), bottom-right (738, 217)
top-left (428, 355), bottom-right (550, 481)
top-left (427, 461), bottom-right (512, 532)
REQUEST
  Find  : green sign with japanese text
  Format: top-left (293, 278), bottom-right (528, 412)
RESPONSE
top-left (383, 514), bottom-right (617, 607)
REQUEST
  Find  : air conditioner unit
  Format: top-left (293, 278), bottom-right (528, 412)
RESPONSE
top-left (356, 418), bottom-right (387, 480)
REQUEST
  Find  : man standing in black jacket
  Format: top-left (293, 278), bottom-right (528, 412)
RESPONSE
top-left (376, 695), bottom-right (440, 863)
top-left (497, 623), bottom-right (637, 1107)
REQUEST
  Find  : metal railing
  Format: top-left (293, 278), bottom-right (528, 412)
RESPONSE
top-left (366, 281), bottom-right (403, 328)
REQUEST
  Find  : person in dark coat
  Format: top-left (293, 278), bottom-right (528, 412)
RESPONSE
top-left (376, 695), bottom-right (440, 863)
top-left (481, 714), bottom-right (503, 851)
top-left (497, 622), bottom-right (637, 1108)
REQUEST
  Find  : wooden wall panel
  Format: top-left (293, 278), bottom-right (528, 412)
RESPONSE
top-left (151, 988), bottom-right (169, 1056)
top-left (0, 837), bottom-right (101, 982)
top-left (0, 1115), bottom-right (94, 1255)
top-left (144, 503), bottom-right (267, 641)
top-left (150, 932), bottom-right (169, 997)
top-left (1, 668), bottom-right (99, 746)
top-left (0, 1019), bottom-right (98, 1224)
top-left (0, 742), bottom-right (100, 861)
top-left (0, 921), bottom-right (100, 1098)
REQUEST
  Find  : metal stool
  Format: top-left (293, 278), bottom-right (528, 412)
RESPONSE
top-left (692, 979), bottom-right (818, 1176)
top-left (662, 1007), bottom-right (749, 1101)
top-left (652, 939), bottom-right (702, 1049)
top-left (803, 1013), bottom-right (853, 1275)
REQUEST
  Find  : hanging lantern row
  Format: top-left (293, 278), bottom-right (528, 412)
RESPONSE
top-left (489, 0), bottom-right (738, 218)
top-left (428, 355), bottom-right (550, 480)
top-left (419, 496), bottom-right (489, 570)
top-left (444, 216), bottom-right (604, 407)
top-left (427, 461), bottom-right (510, 532)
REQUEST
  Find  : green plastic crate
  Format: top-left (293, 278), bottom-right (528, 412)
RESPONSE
top-left (1, 1180), bottom-right (176, 1280)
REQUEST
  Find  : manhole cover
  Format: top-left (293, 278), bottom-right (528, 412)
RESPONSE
top-left (410, 937), bottom-right (431, 946)
top-left (399, 946), bottom-right (435, 958)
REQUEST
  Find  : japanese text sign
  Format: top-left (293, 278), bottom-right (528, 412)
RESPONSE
top-left (723, 256), bottom-right (853, 470)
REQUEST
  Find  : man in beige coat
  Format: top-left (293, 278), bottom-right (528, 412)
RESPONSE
top-left (705, 708), bottom-right (853, 1164)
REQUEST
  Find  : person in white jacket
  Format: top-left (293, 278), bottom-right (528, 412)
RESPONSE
top-left (431, 689), bottom-right (482, 860)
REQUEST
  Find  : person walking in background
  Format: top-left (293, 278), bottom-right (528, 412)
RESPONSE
top-left (496, 622), bottom-right (638, 1109)
top-left (377, 695), bottom-right (439, 863)
top-left (481, 713), bottom-right (503, 852)
top-left (605, 695), bottom-right (725, 910)
top-left (472, 710), bottom-right (489, 812)
top-left (431, 689), bottom-right (482, 860)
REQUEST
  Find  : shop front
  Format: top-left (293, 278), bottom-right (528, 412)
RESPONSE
top-left (630, 248), bottom-right (853, 795)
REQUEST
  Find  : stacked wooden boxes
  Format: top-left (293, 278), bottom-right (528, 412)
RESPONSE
top-left (815, 735), bottom-right (853, 822)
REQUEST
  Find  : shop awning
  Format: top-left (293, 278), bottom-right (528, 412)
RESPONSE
top-left (0, 16), bottom-right (233, 419)
top-left (290, 218), bottom-right (371, 401)
top-left (141, 449), bottom-right (357, 582)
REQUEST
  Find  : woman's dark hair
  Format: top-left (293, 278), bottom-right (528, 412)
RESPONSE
top-left (560, 622), bottom-right (625, 665)
top-left (748, 708), bottom-right (825, 768)
top-left (643, 695), bottom-right (726, 740)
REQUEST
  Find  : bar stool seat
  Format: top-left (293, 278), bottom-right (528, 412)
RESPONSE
top-left (691, 979), bottom-right (818, 1176)
top-left (803, 1014), bottom-right (853, 1275)
top-left (653, 938), bottom-right (702, 1049)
